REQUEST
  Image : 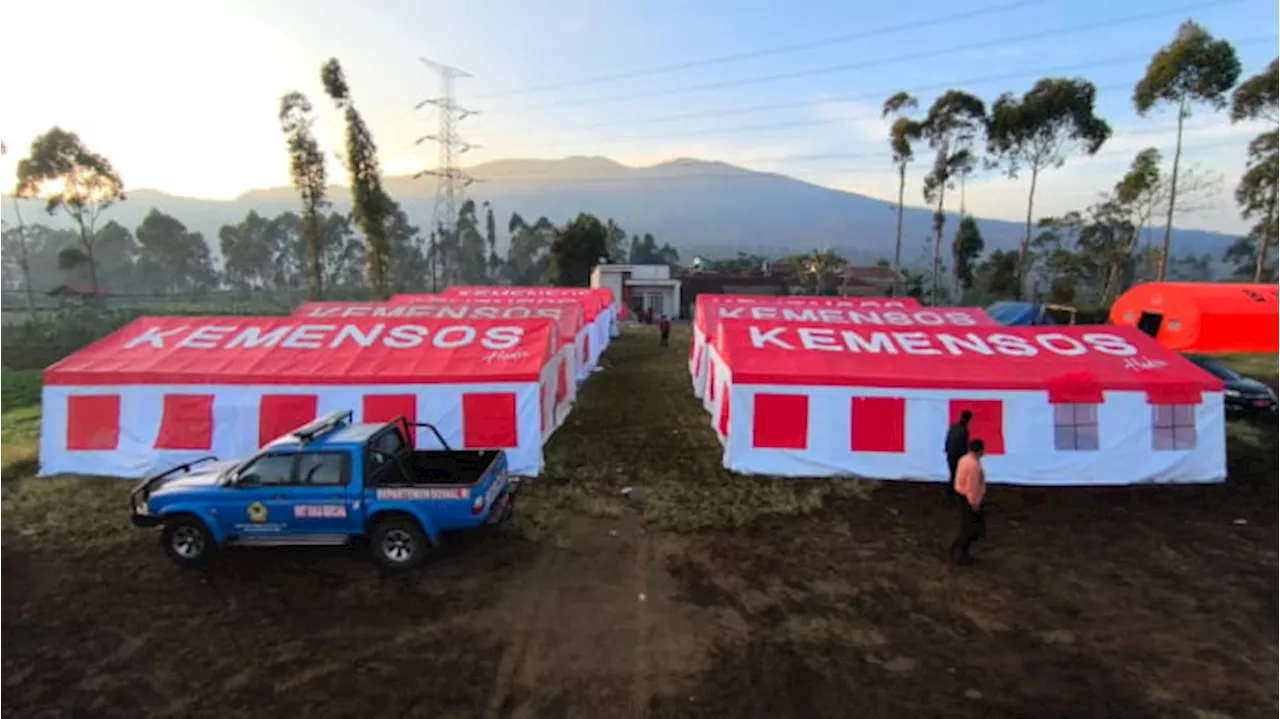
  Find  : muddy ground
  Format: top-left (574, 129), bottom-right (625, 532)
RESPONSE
top-left (3, 326), bottom-right (1277, 718)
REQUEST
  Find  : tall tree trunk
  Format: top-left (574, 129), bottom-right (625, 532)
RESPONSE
top-left (1157, 98), bottom-right (1187, 282)
top-left (1259, 181), bottom-right (1280, 282)
top-left (305, 211), bottom-right (323, 300)
top-left (892, 163), bottom-right (906, 297)
top-left (78, 221), bottom-right (100, 302)
top-left (9, 196), bottom-right (36, 316)
top-left (931, 190), bottom-right (946, 306)
top-left (1016, 166), bottom-right (1039, 300)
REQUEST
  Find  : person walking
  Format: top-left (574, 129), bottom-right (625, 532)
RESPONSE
top-left (949, 439), bottom-right (987, 566)
top-left (659, 315), bottom-right (671, 348)
top-left (943, 410), bottom-right (972, 504)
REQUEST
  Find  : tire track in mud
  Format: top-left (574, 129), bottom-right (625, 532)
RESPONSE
top-left (483, 543), bottom-right (564, 718)
top-left (630, 527), bottom-right (655, 717)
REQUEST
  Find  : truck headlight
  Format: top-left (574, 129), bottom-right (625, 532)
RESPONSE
top-left (1225, 389), bottom-right (1241, 398)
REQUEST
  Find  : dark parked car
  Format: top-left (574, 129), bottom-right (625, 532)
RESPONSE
top-left (1184, 355), bottom-right (1277, 418)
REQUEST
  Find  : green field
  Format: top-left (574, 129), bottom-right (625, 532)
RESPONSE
top-left (1, 369), bottom-right (42, 480)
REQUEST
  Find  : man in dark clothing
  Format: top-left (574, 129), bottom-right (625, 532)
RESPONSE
top-left (943, 410), bottom-right (972, 504)
top-left (659, 315), bottom-right (671, 347)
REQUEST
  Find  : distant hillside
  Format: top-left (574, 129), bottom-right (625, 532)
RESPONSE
top-left (1, 156), bottom-right (1240, 267)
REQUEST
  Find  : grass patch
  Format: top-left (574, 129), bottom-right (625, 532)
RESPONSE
top-left (1216, 353), bottom-right (1278, 387)
top-left (2, 370), bottom-right (44, 482)
top-left (1, 475), bottom-right (135, 548)
top-left (528, 325), bottom-right (877, 534)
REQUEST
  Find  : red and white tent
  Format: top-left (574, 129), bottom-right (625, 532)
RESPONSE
top-left (40, 316), bottom-right (566, 479)
top-left (707, 322), bottom-right (1225, 485)
top-left (690, 294), bottom-right (962, 400)
top-left (700, 302), bottom-right (998, 416)
top-left (440, 286), bottom-right (619, 363)
top-left (383, 295), bottom-right (594, 383)
top-left (295, 299), bottom-right (585, 400)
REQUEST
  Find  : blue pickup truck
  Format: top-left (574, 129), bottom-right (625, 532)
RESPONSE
top-left (130, 411), bottom-right (516, 570)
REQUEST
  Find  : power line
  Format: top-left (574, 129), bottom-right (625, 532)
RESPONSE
top-left (497, 0), bottom-right (1249, 114)
top-left (476, 37), bottom-right (1277, 142)
top-left (472, 0), bottom-right (1058, 99)
top-left (483, 79), bottom-right (1277, 151)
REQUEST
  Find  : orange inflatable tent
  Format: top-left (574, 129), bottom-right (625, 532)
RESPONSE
top-left (1110, 282), bottom-right (1279, 354)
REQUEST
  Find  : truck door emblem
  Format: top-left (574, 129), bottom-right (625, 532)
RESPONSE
top-left (247, 502), bottom-right (269, 523)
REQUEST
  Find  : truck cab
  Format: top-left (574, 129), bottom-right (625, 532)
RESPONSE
top-left (131, 411), bottom-right (515, 570)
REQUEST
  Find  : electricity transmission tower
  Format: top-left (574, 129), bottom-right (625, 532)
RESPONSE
top-left (415, 58), bottom-right (478, 289)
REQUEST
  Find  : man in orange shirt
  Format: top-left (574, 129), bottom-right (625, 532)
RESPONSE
top-left (949, 438), bottom-right (987, 566)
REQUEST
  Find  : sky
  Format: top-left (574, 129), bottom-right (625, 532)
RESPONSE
top-left (1, 0), bottom-right (1276, 233)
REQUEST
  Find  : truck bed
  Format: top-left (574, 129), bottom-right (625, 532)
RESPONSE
top-left (404, 450), bottom-right (501, 485)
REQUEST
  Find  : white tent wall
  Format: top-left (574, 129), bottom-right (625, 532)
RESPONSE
top-left (720, 383), bottom-right (1227, 486)
top-left (689, 326), bottom-right (710, 398)
top-left (543, 345), bottom-right (578, 434)
top-left (587, 313), bottom-right (610, 368)
top-left (701, 347), bottom-right (730, 420)
top-left (573, 330), bottom-right (592, 383)
top-left (40, 381), bottom-right (550, 480)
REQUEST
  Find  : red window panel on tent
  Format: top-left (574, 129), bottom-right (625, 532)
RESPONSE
top-left (155, 394), bottom-right (215, 450)
top-left (718, 389), bottom-right (731, 437)
top-left (540, 384), bottom-right (548, 435)
top-left (462, 392), bottom-right (518, 448)
top-left (752, 393), bottom-right (809, 449)
top-left (948, 399), bottom-right (1005, 455)
top-left (258, 394), bottom-right (319, 447)
top-left (850, 397), bottom-right (906, 453)
top-left (363, 394), bottom-right (417, 446)
top-left (556, 359), bottom-right (569, 403)
top-left (66, 394), bottom-right (121, 451)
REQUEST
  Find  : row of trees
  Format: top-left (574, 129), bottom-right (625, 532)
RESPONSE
top-left (0, 204), bottom-right (678, 303)
top-left (3, 55), bottom-right (677, 305)
top-left (880, 20), bottom-right (1277, 301)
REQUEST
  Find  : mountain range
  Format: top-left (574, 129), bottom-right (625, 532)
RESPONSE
top-left (2, 156), bottom-right (1239, 267)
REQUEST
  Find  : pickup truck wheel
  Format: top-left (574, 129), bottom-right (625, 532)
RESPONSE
top-left (371, 517), bottom-right (428, 570)
top-left (161, 516), bottom-right (215, 568)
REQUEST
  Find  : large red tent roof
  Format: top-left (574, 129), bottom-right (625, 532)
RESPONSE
top-left (293, 300), bottom-right (583, 348)
top-left (436, 287), bottom-right (612, 320)
top-left (694, 295), bottom-right (926, 336)
top-left (1109, 282), bottom-right (1279, 354)
top-left (45, 316), bottom-right (558, 386)
top-left (713, 322), bottom-right (1221, 398)
top-left (709, 304), bottom-right (996, 335)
